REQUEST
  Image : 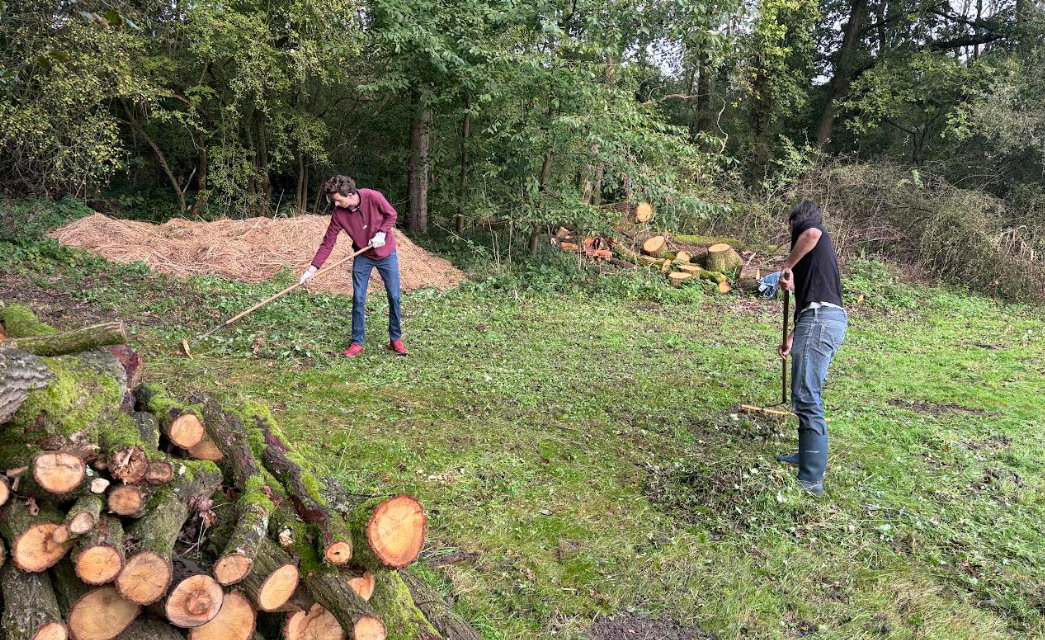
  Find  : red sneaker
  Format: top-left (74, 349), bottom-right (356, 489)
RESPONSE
top-left (388, 339), bottom-right (408, 356)
top-left (343, 343), bottom-right (365, 358)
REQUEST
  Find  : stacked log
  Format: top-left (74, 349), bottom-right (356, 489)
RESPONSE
top-left (0, 302), bottom-right (481, 640)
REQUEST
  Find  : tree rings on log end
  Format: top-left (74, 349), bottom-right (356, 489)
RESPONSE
top-left (324, 540), bottom-right (353, 566)
top-left (116, 551), bottom-right (172, 605)
top-left (14, 522), bottom-right (71, 572)
top-left (214, 553), bottom-right (253, 586)
top-left (256, 564), bottom-right (300, 611)
top-left (368, 495), bottom-right (426, 569)
top-left (75, 545), bottom-right (124, 585)
top-left (68, 586), bottom-right (140, 640)
top-left (353, 616), bottom-right (387, 640)
top-left (189, 591), bottom-right (256, 640)
top-left (33, 452), bottom-right (85, 495)
top-left (166, 574), bottom-right (224, 628)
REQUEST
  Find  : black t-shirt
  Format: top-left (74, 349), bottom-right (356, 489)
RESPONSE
top-left (790, 220), bottom-right (843, 317)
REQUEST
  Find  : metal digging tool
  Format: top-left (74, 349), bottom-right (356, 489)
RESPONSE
top-left (180, 244), bottom-right (371, 358)
top-left (739, 285), bottom-right (792, 419)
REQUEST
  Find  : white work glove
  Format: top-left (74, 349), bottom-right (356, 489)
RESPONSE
top-left (370, 231), bottom-right (386, 249)
top-left (299, 265), bottom-right (317, 285)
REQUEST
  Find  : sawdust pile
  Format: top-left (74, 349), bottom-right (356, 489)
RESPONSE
top-left (50, 213), bottom-right (466, 295)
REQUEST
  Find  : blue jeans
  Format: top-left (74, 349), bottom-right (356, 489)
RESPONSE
top-left (351, 251), bottom-right (402, 344)
top-left (791, 306), bottom-right (847, 437)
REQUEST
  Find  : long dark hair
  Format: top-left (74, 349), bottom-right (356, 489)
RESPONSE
top-left (788, 201), bottom-right (822, 227)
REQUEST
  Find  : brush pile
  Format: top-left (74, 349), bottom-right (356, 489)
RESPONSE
top-left (0, 301), bottom-right (480, 640)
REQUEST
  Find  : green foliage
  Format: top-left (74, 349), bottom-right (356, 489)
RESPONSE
top-left (0, 196), bottom-right (92, 245)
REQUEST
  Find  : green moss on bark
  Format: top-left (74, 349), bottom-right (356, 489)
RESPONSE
top-left (0, 304), bottom-right (56, 338)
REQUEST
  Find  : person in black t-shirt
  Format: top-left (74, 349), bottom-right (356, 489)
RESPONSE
top-left (776, 201), bottom-right (847, 496)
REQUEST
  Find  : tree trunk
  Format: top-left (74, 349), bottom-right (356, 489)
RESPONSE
top-left (117, 460), bottom-right (222, 605)
top-left (66, 585), bottom-right (141, 640)
top-left (0, 562), bottom-right (67, 640)
top-left (705, 243), bottom-right (742, 273)
top-left (0, 348), bottom-right (54, 424)
top-left (456, 94), bottom-right (471, 234)
top-left (693, 53), bottom-right (714, 138)
top-left (407, 90), bottom-right (432, 234)
top-left (815, 0), bottom-right (870, 146)
top-left (256, 112), bottom-right (273, 215)
top-left (123, 103), bottom-right (186, 216)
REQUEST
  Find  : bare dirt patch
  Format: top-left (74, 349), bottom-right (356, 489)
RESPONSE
top-left (588, 613), bottom-right (715, 640)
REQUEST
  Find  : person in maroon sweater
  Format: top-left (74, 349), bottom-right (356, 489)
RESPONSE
top-left (300, 175), bottom-right (407, 357)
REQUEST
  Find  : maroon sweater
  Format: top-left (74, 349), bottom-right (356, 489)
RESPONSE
top-left (310, 188), bottom-right (399, 267)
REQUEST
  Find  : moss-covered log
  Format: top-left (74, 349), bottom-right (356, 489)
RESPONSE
top-left (704, 243), bottom-right (742, 273)
top-left (368, 570), bottom-right (440, 640)
top-left (302, 569), bottom-right (386, 640)
top-left (117, 460), bottom-right (222, 605)
top-left (73, 516), bottom-right (124, 585)
top-left (0, 348), bottom-right (55, 425)
top-left (400, 570), bottom-right (482, 640)
top-left (347, 496), bottom-right (426, 571)
top-left (0, 562), bottom-right (67, 640)
top-left (3, 323), bottom-right (127, 358)
top-left (195, 399), bottom-right (275, 586)
top-left (0, 305), bottom-right (56, 339)
top-left (134, 384), bottom-right (204, 450)
top-left (239, 403), bottom-right (352, 566)
top-left (0, 499), bottom-right (71, 573)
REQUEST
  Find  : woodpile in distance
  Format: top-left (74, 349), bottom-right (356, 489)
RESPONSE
top-left (0, 301), bottom-right (481, 640)
top-left (549, 201), bottom-right (777, 293)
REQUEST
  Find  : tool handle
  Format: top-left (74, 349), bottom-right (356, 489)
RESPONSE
top-left (782, 288), bottom-right (790, 405)
top-left (213, 245), bottom-right (370, 331)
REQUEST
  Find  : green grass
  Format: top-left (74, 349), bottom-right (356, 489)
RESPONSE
top-left (2, 235), bottom-right (1044, 640)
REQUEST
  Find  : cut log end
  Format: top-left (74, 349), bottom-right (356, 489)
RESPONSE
top-left (214, 553), bottom-right (253, 586)
top-left (668, 272), bottom-right (693, 288)
top-left (31, 622), bottom-right (68, 640)
top-left (33, 452), bottom-right (86, 495)
top-left (145, 461), bottom-right (174, 486)
top-left (169, 413), bottom-right (205, 449)
top-left (108, 446), bottom-right (148, 485)
top-left (188, 591), bottom-right (256, 640)
top-left (325, 540), bottom-right (353, 566)
top-left (368, 495), bottom-right (426, 569)
top-left (706, 243), bottom-right (742, 274)
top-left (641, 235), bottom-right (666, 256)
top-left (166, 574), bottom-right (224, 628)
top-left (285, 604), bottom-right (343, 640)
top-left (354, 616), bottom-right (387, 640)
top-left (75, 544), bottom-right (124, 585)
top-left (13, 522), bottom-right (71, 572)
top-left (116, 551), bottom-right (172, 605)
top-left (0, 476), bottom-right (10, 507)
top-left (256, 563), bottom-right (300, 611)
top-left (68, 586), bottom-right (141, 640)
top-left (107, 485), bottom-right (144, 516)
top-left (346, 571), bottom-right (375, 602)
top-left (635, 201), bottom-right (653, 224)
top-left (67, 512), bottom-right (96, 536)
top-left (187, 435), bottom-right (224, 462)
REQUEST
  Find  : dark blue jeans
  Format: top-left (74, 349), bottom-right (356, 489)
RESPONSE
top-left (351, 251), bottom-right (402, 345)
top-left (791, 306), bottom-right (847, 436)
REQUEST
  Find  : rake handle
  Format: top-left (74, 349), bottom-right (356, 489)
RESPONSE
top-left (206, 245), bottom-right (370, 335)
top-left (782, 288), bottom-right (790, 405)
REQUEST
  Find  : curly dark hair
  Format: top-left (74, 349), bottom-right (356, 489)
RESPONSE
top-left (323, 175), bottom-right (357, 198)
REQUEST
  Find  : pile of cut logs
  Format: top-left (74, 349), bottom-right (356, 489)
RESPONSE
top-left (0, 302), bottom-right (480, 640)
top-left (550, 201), bottom-right (769, 293)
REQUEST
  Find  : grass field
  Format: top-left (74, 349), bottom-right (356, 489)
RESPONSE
top-left (2, 232), bottom-right (1044, 640)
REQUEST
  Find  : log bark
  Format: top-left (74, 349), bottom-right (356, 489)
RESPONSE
top-left (239, 537), bottom-right (299, 612)
top-left (134, 384), bottom-right (205, 449)
top-left (0, 562), bottom-right (67, 640)
top-left (198, 399), bottom-right (274, 586)
top-left (163, 574), bottom-right (223, 628)
top-left (187, 591), bottom-right (256, 640)
top-left (241, 405), bottom-right (352, 566)
top-left (705, 244), bottom-right (741, 274)
top-left (73, 516), bottom-right (124, 585)
top-left (347, 496), bottom-right (426, 571)
top-left (117, 461), bottom-right (222, 605)
top-left (4, 324), bottom-right (127, 358)
top-left (65, 495), bottom-right (104, 537)
top-left (301, 569), bottom-right (386, 640)
top-left (401, 570), bottom-right (483, 640)
top-left (0, 348), bottom-right (54, 425)
top-left (367, 570), bottom-right (439, 640)
top-left (0, 305), bottom-right (55, 339)
top-left (0, 499), bottom-right (71, 573)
